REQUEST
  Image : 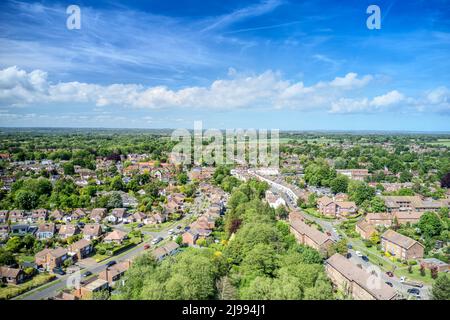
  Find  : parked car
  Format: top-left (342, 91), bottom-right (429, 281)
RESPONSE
top-left (168, 229), bottom-right (174, 234)
top-left (184, 226), bottom-right (190, 231)
top-left (355, 251), bottom-right (363, 257)
top-left (386, 271), bottom-right (394, 277)
top-left (52, 267), bottom-right (66, 275)
top-left (400, 276), bottom-right (406, 283)
top-left (151, 237), bottom-right (163, 245)
top-left (407, 288), bottom-right (420, 295)
top-left (385, 281), bottom-right (393, 287)
top-left (137, 223), bottom-right (144, 228)
top-left (83, 271), bottom-right (92, 277)
top-left (37, 267), bottom-right (46, 273)
top-left (143, 244), bottom-right (150, 250)
top-left (176, 225), bottom-right (182, 230)
top-left (347, 244), bottom-right (353, 249)
top-left (326, 231), bottom-right (332, 236)
top-left (361, 256), bottom-right (369, 262)
top-left (346, 253), bottom-right (352, 259)
top-left (106, 260), bottom-right (116, 267)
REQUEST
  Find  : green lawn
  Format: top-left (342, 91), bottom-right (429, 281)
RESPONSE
top-left (427, 139), bottom-right (450, 147)
top-left (303, 208), bottom-right (336, 221)
top-left (0, 273), bottom-right (56, 300)
top-left (394, 265), bottom-right (436, 285)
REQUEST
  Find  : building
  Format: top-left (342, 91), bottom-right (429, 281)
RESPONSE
top-left (99, 260), bottom-right (131, 285)
top-left (182, 229), bottom-right (199, 246)
top-left (364, 212), bottom-right (392, 227)
top-left (90, 208), bottom-right (107, 223)
top-left (0, 267), bottom-right (25, 284)
top-left (381, 196), bottom-right (447, 213)
top-left (68, 239), bottom-right (93, 260)
top-left (103, 230), bottom-right (128, 244)
top-left (152, 242), bottom-right (180, 261)
top-left (265, 190), bottom-right (286, 209)
top-left (35, 247), bottom-right (69, 271)
top-left (36, 223), bottom-right (56, 240)
top-left (317, 196), bottom-right (357, 218)
top-left (336, 169), bottom-right (369, 181)
top-left (75, 278), bottom-right (109, 299)
top-left (325, 253), bottom-right (397, 300)
top-left (82, 224), bottom-right (103, 240)
top-left (381, 230), bottom-right (424, 260)
top-left (58, 224), bottom-right (80, 239)
top-left (393, 211), bottom-right (424, 225)
top-left (289, 212), bottom-right (335, 255)
top-left (355, 220), bottom-right (377, 240)
top-left (0, 210), bottom-right (9, 223)
top-left (419, 258), bottom-right (449, 272)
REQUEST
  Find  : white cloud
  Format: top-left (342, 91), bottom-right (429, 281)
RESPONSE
top-left (0, 66), bottom-right (446, 115)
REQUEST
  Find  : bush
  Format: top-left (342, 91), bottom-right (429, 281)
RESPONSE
top-left (408, 260), bottom-right (418, 266)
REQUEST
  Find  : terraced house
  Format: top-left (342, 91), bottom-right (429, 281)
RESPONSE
top-left (381, 230), bottom-right (424, 260)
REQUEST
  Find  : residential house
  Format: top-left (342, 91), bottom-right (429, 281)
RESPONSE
top-left (58, 224), bottom-right (80, 239)
top-left (99, 260), bottom-right (132, 285)
top-left (50, 209), bottom-right (64, 221)
top-left (90, 208), bottom-right (107, 223)
top-left (393, 211), bottom-right (424, 225)
top-left (265, 190), bottom-right (286, 209)
top-left (82, 224), bottom-right (103, 240)
top-left (8, 210), bottom-right (27, 223)
top-left (106, 208), bottom-right (127, 224)
top-left (325, 253), bottom-right (397, 300)
top-left (11, 224), bottom-right (36, 236)
top-left (364, 212), bottom-right (392, 227)
top-left (0, 225), bottom-right (9, 240)
top-left (182, 229), bottom-right (200, 246)
top-left (0, 210), bottom-right (9, 223)
top-left (68, 239), bottom-right (93, 260)
top-left (72, 208), bottom-right (87, 220)
top-left (289, 213), bottom-right (335, 255)
top-left (381, 196), bottom-right (447, 213)
top-left (75, 278), bottom-right (109, 299)
top-left (0, 267), bottom-right (25, 284)
top-left (152, 242), bottom-right (180, 261)
top-left (36, 223), bottom-right (56, 240)
top-left (317, 196), bottom-right (357, 218)
top-left (103, 230), bottom-right (128, 244)
top-left (419, 258), bottom-right (449, 272)
top-left (35, 247), bottom-right (69, 271)
top-left (336, 169), bottom-right (369, 181)
top-left (355, 220), bottom-right (377, 240)
top-left (30, 209), bottom-right (48, 223)
top-left (381, 230), bottom-right (424, 260)
top-left (133, 211), bottom-right (147, 223)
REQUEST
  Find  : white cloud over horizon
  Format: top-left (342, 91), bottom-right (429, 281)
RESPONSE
top-left (0, 66), bottom-right (448, 116)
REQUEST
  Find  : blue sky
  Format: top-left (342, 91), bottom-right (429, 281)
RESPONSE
top-left (0, 0), bottom-right (449, 131)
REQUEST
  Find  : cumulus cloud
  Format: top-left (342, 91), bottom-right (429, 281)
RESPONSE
top-left (0, 66), bottom-right (446, 115)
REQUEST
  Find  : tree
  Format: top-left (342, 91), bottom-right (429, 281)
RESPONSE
top-left (0, 248), bottom-right (16, 265)
top-left (330, 175), bottom-right (349, 194)
top-left (417, 212), bottom-right (443, 238)
top-left (331, 239), bottom-right (348, 255)
top-left (63, 162), bottom-right (75, 175)
top-left (14, 190), bottom-right (38, 210)
top-left (216, 276), bottom-right (237, 300)
top-left (110, 175), bottom-right (125, 191)
top-left (348, 181), bottom-right (375, 206)
top-left (369, 197), bottom-right (386, 212)
top-left (177, 172), bottom-right (188, 185)
top-left (431, 273), bottom-right (450, 300)
top-left (275, 205), bottom-right (288, 220)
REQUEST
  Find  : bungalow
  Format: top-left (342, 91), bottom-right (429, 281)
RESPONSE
top-left (90, 208), bottom-right (107, 223)
top-left (381, 229), bottom-right (424, 260)
top-left (419, 258), bottom-right (449, 273)
top-left (355, 220), bottom-right (377, 240)
top-left (0, 210), bottom-right (9, 223)
top-left (325, 253), bottom-right (397, 300)
top-left (72, 208), bottom-right (87, 220)
top-left (133, 212), bottom-right (147, 223)
top-left (99, 260), bottom-right (132, 285)
top-left (36, 223), bottom-right (56, 240)
top-left (68, 239), bottom-right (93, 260)
top-left (289, 213), bottom-right (335, 255)
top-left (58, 224), bottom-right (80, 239)
top-left (11, 224), bottom-right (36, 236)
top-left (82, 224), bottom-right (103, 240)
top-left (152, 242), bottom-right (179, 261)
top-left (50, 209), bottom-right (64, 221)
top-left (103, 230), bottom-right (128, 244)
top-left (0, 267), bottom-right (25, 285)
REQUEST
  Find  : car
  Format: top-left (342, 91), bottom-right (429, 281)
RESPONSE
top-left (137, 223), bottom-right (144, 228)
top-left (361, 256), bottom-right (369, 262)
top-left (385, 281), bottom-right (393, 287)
top-left (143, 244), bottom-right (150, 250)
top-left (386, 271), bottom-right (394, 277)
top-left (106, 260), bottom-right (116, 268)
top-left (346, 253), bottom-right (352, 259)
top-left (400, 276), bottom-right (406, 283)
top-left (184, 226), bottom-right (190, 231)
top-left (355, 251), bottom-right (363, 257)
top-left (52, 267), bottom-right (66, 275)
top-left (168, 229), bottom-right (174, 234)
top-left (176, 225), bottom-right (182, 230)
top-left (151, 237), bottom-right (163, 245)
top-left (347, 244), bottom-right (353, 249)
top-left (37, 267), bottom-right (46, 273)
top-left (123, 221), bottom-right (130, 224)
top-left (326, 231), bottom-right (332, 236)
top-left (83, 271), bottom-right (92, 277)
top-left (407, 288), bottom-right (420, 295)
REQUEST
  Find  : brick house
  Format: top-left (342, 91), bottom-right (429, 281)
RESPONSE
top-left (355, 220), bottom-right (376, 240)
top-left (182, 229), bottom-right (199, 246)
top-left (99, 260), bottom-right (132, 285)
top-left (36, 223), bottom-right (56, 240)
top-left (35, 247), bottom-right (69, 271)
top-left (82, 224), bottom-right (103, 240)
top-left (90, 208), bottom-right (107, 223)
top-left (381, 230), bottom-right (424, 260)
top-left (68, 239), bottom-right (93, 260)
top-left (364, 212), bottom-right (392, 227)
top-left (0, 267), bottom-right (25, 284)
top-left (289, 213), bottom-right (335, 255)
top-left (326, 253), bottom-right (397, 300)
top-left (0, 210), bottom-right (9, 223)
top-left (103, 230), bottom-right (128, 244)
top-left (58, 224), bottom-right (80, 239)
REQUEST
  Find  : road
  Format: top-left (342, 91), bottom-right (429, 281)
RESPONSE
top-left (14, 212), bottom-right (196, 301)
top-left (273, 183), bottom-right (431, 300)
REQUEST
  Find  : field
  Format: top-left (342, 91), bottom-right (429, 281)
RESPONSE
top-left (427, 139), bottom-right (450, 147)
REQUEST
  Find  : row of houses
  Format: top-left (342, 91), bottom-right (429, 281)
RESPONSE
top-left (381, 195), bottom-right (449, 213)
top-left (289, 211), bottom-right (335, 255)
top-left (317, 194), bottom-right (358, 218)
